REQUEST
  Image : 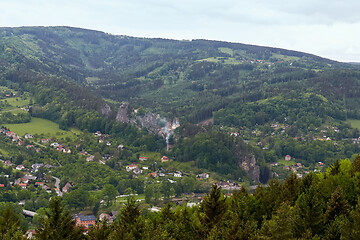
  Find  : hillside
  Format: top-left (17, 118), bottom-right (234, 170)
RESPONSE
top-left (1, 26), bottom-right (360, 183)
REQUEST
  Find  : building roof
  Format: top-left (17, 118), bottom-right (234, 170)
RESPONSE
top-left (79, 215), bottom-right (96, 221)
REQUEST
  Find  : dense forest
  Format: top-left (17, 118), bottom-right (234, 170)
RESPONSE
top-left (3, 158), bottom-right (360, 239)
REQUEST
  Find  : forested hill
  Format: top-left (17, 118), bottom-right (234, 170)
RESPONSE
top-left (1, 26), bottom-right (359, 125)
top-left (3, 26), bottom-right (360, 181)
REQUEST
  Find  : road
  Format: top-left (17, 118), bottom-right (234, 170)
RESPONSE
top-left (52, 176), bottom-right (63, 197)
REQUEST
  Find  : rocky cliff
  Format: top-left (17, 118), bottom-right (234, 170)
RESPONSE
top-left (237, 154), bottom-right (260, 182)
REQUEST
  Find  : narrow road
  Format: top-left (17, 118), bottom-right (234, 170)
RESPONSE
top-left (52, 176), bottom-right (63, 197)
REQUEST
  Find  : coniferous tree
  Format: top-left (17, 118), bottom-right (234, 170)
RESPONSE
top-left (88, 219), bottom-right (112, 240)
top-left (260, 203), bottom-right (296, 240)
top-left (109, 197), bottom-right (147, 240)
top-left (324, 186), bottom-right (350, 224)
top-left (340, 197), bottom-right (360, 239)
top-left (0, 205), bottom-right (25, 240)
top-left (294, 186), bottom-right (325, 237)
top-left (35, 197), bottom-right (85, 240)
top-left (197, 184), bottom-right (227, 239)
top-left (224, 187), bottom-right (259, 240)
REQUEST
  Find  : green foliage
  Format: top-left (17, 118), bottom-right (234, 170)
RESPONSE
top-left (109, 197), bottom-right (147, 240)
top-left (35, 196), bottom-right (85, 240)
top-left (0, 205), bottom-right (25, 239)
top-left (197, 184), bottom-right (227, 237)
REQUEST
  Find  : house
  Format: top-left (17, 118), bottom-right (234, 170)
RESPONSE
top-left (126, 164), bottom-right (137, 172)
top-left (148, 172), bottom-right (158, 178)
top-left (62, 148), bottom-right (71, 154)
top-left (44, 164), bottom-right (54, 169)
top-left (117, 145), bottom-right (125, 150)
top-left (174, 171), bottom-right (183, 178)
top-left (161, 156), bottom-right (169, 163)
top-left (62, 182), bottom-right (72, 193)
top-left (6, 131), bottom-right (15, 137)
top-left (197, 173), bottom-right (209, 179)
top-left (99, 213), bottom-right (114, 223)
top-left (133, 168), bottom-right (142, 175)
top-left (50, 142), bottom-right (59, 148)
top-left (35, 182), bottom-right (44, 186)
top-left (139, 157), bottom-right (148, 161)
top-left (18, 183), bottom-right (27, 189)
top-left (142, 166), bottom-right (149, 170)
top-left (80, 150), bottom-right (88, 156)
top-left (40, 139), bottom-right (49, 144)
top-left (16, 165), bottom-right (25, 171)
top-left (4, 160), bottom-right (12, 166)
top-left (24, 134), bottom-right (34, 139)
top-left (76, 215), bottom-right (96, 228)
top-left (26, 145), bottom-right (34, 149)
top-left (18, 140), bottom-right (24, 146)
top-left (0, 184), bottom-right (5, 188)
top-left (230, 132), bottom-right (239, 137)
top-left (42, 185), bottom-right (51, 191)
top-left (86, 155), bottom-right (95, 162)
top-left (23, 174), bottom-right (36, 181)
top-left (106, 142), bottom-right (111, 146)
top-left (285, 155), bottom-right (291, 161)
top-left (94, 131), bottom-right (102, 137)
top-left (32, 163), bottom-right (44, 172)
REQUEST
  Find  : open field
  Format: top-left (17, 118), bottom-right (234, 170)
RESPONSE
top-left (218, 47), bottom-right (234, 56)
top-left (346, 119), bottom-right (360, 130)
top-left (278, 159), bottom-right (296, 166)
top-left (0, 97), bottom-right (30, 109)
top-left (4, 117), bottom-right (80, 139)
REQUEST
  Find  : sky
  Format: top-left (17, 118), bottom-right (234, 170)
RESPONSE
top-left (1, 0), bottom-right (359, 62)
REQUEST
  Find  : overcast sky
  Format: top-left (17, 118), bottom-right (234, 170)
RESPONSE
top-left (1, 0), bottom-right (359, 62)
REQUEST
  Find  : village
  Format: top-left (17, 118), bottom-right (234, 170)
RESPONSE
top-left (0, 126), bottom-right (234, 234)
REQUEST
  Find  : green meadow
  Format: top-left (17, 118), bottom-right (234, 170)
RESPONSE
top-left (278, 159), bottom-right (296, 166)
top-left (4, 117), bottom-right (80, 139)
top-left (346, 119), bottom-right (360, 130)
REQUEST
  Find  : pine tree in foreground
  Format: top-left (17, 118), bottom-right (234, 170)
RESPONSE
top-left (35, 196), bottom-right (85, 240)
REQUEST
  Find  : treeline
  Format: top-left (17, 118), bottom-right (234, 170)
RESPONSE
top-left (4, 157), bottom-right (360, 239)
top-left (0, 111), bottom-right (30, 124)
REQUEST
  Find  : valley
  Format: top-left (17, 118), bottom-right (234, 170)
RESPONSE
top-left (1, 26), bottom-right (360, 238)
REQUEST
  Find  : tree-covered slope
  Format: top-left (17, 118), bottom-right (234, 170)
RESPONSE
top-left (1, 26), bottom-right (358, 125)
top-left (2, 26), bottom-right (360, 181)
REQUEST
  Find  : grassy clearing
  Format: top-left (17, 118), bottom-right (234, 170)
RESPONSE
top-left (272, 54), bottom-right (300, 62)
top-left (0, 97), bottom-right (30, 109)
top-left (218, 47), bottom-right (234, 56)
top-left (136, 151), bottom-right (162, 160)
top-left (4, 117), bottom-right (79, 139)
top-left (104, 98), bottom-right (119, 104)
top-left (278, 160), bottom-right (296, 166)
top-left (198, 57), bottom-right (242, 65)
top-left (2, 109), bottom-right (26, 114)
top-left (346, 119), bottom-right (360, 129)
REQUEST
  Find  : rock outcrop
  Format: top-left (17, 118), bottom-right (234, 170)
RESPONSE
top-left (237, 154), bottom-right (260, 182)
top-left (100, 103), bottom-right (112, 118)
top-left (115, 103), bottom-right (130, 123)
